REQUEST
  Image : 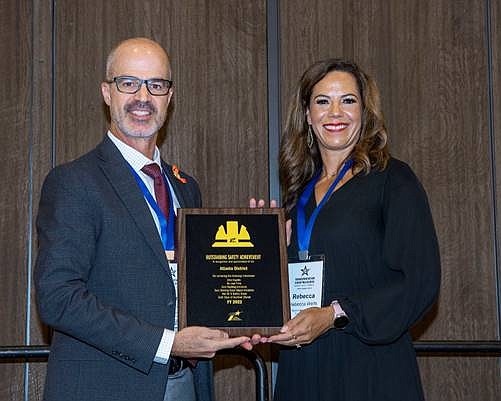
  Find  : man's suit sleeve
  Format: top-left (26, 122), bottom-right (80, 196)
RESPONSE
top-left (35, 166), bottom-right (164, 374)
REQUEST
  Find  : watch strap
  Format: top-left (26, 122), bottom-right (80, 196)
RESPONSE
top-left (331, 300), bottom-right (349, 329)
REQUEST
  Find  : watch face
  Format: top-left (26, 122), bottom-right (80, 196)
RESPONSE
top-left (333, 315), bottom-right (349, 329)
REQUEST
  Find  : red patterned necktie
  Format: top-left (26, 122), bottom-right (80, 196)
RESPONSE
top-left (141, 163), bottom-right (169, 219)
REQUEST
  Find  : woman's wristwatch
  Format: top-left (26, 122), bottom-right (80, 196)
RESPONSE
top-left (331, 300), bottom-right (349, 329)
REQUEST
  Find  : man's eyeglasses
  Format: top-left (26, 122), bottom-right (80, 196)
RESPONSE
top-left (106, 76), bottom-right (173, 96)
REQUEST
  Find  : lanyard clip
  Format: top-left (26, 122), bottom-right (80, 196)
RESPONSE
top-left (298, 250), bottom-right (309, 261)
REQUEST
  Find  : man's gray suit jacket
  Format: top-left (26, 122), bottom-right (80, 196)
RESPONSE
top-left (35, 136), bottom-right (213, 401)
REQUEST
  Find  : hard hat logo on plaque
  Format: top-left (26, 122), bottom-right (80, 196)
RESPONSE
top-left (212, 221), bottom-right (254, 247)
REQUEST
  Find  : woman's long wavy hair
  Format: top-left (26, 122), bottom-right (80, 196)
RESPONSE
top-left (280, 59), bottom-right (390, 217)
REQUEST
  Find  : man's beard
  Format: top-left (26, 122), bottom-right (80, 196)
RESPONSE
top-left (115, 100), bottom-right (162, 138)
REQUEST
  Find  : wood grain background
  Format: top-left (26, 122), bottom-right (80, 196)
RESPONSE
top-left (1, 1), bottom-right (500, 400)
top-left (0, 0), bottom-right (31, 398)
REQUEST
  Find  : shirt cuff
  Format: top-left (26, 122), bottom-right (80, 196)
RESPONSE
top-left (153, 329), bottom-right (175, 364)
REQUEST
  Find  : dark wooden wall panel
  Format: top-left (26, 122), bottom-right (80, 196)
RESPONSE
top-left (0, 0), bottom-right (32, 399)
top-left (417, 357), bottom-right (501, 401)
top-left (54, 1), bottom-right (109, 162)
top-left (163, 0), bottom-right (268, 207)
top-left (409, 2), bottom-right (501, 399)
top-left (492, 0), bottom-right (501, 341)
top-left (27, 1), bottom-right (54, 400)
top-left (280, 0), bottom-right (501, 400)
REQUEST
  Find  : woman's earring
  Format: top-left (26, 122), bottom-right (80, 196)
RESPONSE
top-left (307, 126), bottom-right (314, 149)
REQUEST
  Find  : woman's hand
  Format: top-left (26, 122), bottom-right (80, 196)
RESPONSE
top-left (249, 198), bottom-right (277, 208)
top-left (267, 306), bottom-right (334, 347)
top-left (249, 198), bottom-right (292, 246)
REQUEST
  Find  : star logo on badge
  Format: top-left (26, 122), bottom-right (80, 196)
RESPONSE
top-left (301, 266), bottom-right (309, 276)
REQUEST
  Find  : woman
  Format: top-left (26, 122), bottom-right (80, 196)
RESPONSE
top-left (269, 59), bottom-right (441, 401)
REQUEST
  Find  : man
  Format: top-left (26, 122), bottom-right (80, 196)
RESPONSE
top-left (35, 37), bottom-right (250, 401)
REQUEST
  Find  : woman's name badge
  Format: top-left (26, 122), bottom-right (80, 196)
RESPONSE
top-left (288, 255), bottom-right (324, 318)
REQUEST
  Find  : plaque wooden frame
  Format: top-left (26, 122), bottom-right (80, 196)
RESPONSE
top-left (177, 208), bottom-right (290, 336)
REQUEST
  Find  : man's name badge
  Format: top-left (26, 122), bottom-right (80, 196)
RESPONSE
top-left (166, 251), bottom-right (178, 331)
top-left (288, 255), bottom-right (324, 318)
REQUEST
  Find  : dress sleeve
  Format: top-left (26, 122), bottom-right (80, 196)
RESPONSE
top-left (339, 163), bottom-right (441, 344)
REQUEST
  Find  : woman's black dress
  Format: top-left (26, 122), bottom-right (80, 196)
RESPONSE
top-left (274, 158), bottom-right (441, 401)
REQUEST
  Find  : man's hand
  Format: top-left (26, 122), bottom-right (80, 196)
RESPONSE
top-left (171, 326), bottom-right (250, 358)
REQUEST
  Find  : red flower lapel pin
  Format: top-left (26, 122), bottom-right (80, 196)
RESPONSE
top-left (172, 165), bottom-right (188, 184)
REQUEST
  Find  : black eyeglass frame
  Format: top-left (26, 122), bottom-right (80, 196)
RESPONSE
top-left (106, 75), bottom-right (173, 96)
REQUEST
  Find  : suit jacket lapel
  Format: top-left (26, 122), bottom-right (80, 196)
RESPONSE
top-left (162, 162), bottom-right (190, 207)
top-left (96, 137), bottom-right (170, 272)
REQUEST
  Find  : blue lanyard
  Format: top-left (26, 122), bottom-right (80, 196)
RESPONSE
top-left (127, 164), bottom-right (176, 251)
top-left (296, 159), bottom-right (353, 260)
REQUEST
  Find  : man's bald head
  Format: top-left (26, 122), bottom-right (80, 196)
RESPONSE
top-left (101, 37), bottom-right (173, 154)
top-left (105, 37), bottom-right (171, 81)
